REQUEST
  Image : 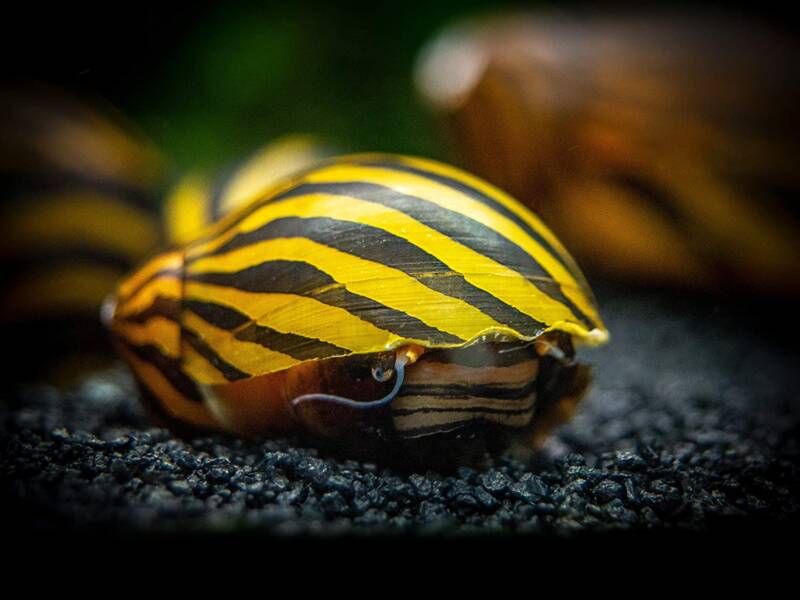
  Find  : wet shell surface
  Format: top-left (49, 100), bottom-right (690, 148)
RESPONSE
top-left (109, 153), bottom-right (607, 464)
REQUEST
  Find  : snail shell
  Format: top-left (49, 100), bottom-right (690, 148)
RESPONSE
top-left (108, 153), bottom-right (607, 462)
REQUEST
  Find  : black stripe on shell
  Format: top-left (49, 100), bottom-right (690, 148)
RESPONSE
top-left (121, 340), bottom-right (204, 403)
top-left (186, 260), bottom-right (464, 345)
top-left (180, 327), bottom-right (251, 381)
top-left (0, 172), bottom-right (162, 213)
top-left (356, 158), bottom-right (588, 287)
top-left (396, 378), bottom-right (538, 403)
top-left (183, 298), bottom-right (350, 361)
top-left (118, 296), bottom-right (182, 324)
top-left (271, 182), bottom-right (597, 330)
top-left (201, 215), bottom-right (546, 337)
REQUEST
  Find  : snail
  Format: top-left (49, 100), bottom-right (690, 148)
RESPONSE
top-left (0, 89), bottom-right (608, 465)
top-left (415, 11), bottom-right (800, 294)
top-left (106, 153), bottom-right (608, 465)
top-left (164, 135), bottom-right (333, 245)
top-left (0, 86), bottom-right (166, 378)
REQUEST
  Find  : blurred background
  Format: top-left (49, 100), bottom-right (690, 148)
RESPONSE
top-left (4, 0), bottom-right (468, 171)
top-left (2, 1), bottom-right (792, 169)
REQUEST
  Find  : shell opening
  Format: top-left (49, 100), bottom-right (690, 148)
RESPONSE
top-left (290, 349), bottom-right (411, 414)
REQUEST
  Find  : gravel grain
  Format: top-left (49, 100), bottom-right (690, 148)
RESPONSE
top-left (2, 283), bottom-right (799, 537)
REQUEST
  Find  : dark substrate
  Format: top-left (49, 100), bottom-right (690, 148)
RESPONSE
top-left (2, 283), bottom-right (798, 538)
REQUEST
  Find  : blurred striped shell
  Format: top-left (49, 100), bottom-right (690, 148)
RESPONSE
top-left (416, 12), bottom-right (800, 293)
top-left (109, 154), bottom-right (606, 431)
top-left (163, 135), bottom-right (333, 245)
top-left (0, 87), bottom-right (166, 376)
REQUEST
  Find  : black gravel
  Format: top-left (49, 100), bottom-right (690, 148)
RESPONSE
top-left (2, 283), bottom-right (799, 537)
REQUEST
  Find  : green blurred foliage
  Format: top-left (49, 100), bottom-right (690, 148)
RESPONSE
top-left (126, 1), bottom-right (537, 171)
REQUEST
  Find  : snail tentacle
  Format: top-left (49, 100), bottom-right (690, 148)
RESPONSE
top-left (290, 352), bottom-right (409, 413)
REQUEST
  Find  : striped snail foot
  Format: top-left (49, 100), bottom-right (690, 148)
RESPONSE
top-left (293, 334), bottom-right (592, 471)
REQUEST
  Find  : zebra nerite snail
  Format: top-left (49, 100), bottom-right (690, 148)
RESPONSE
top-left (106, 153), bottom-right (608, 465)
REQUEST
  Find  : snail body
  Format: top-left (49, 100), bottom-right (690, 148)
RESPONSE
top-left (108, 154), bottom-right (607, 464)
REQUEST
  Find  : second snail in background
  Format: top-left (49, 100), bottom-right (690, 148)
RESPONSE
top-left (163, 135), bottom-right (335, 246)
top-left (416, 11), bottom-right (800, 294)
top-left (0, 86), bottom-right (167, 379)
top-left (106, 154), bottom-right (608, 467)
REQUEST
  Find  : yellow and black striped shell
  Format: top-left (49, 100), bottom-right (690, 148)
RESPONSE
top-left (180, 154), bottom-right (607, 373)
top-left (0, 86), bottom-right (166, 378)
top-left (163, 135), bottom-right (333, 246)
top-left (109, 153), bottom-right (607, 456)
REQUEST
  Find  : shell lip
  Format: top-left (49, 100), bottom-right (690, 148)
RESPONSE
top-left (581, 328), bottom-right (610, 346)
top-left (382, 322), bottom-right (610, 354)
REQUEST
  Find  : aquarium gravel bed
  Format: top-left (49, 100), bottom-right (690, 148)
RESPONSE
top-left (2, 283), bottom-right (798, 537)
